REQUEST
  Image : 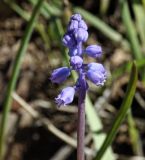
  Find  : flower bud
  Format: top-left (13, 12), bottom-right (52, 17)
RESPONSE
top-left (85, 45), bottom-right (102, 58)
top-left (68, 20), bottom-right (79, 31)
top-left (71, 14), bottom-right (82, 21)
top-left (88, 63), bottom-right (106, 74)
top-left (55, 87), bottom-right (75, 106)
top-left (50, 67), bottom-right (70, 84)
top-left (62, 34), bottom-right (76, 48)
top-left (68, 47), bottom-right (78, 56)
top-left (74, 28), bottom-right (88, 42)
top-left (70, 56), bottom-right (83, 69)
top-left (78, 20), bottom-right (88, 30)
top-left (86, 63), bottom-right (106, 86)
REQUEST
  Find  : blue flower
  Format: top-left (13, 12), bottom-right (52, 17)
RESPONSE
top-left (71, 14), bottom-right (82, 21)
top-left (50, 67), bottom-right (70, 84)
top-left (86, 63), bottom-right (107, 86)
top-left (68, 20), bottom-right (79, 31)
top-left (85, 45), bottom-right (102, 58)
top-left (74, 28), bottom-right (88, 43)
top-left (87, 63), bottom-right (106, 73)
top-left (78, 20), bottom-right (88, 30)
top-left (62, 34), bottom-right (76, 48)
top-left (51, 13), bottom-right (107, 106)
top-left (70, 56), bottom-right (83, 69)
top-left (69, 47), bottom-right (78, 56)
top-left (55, 87), bottom-right (75, 106)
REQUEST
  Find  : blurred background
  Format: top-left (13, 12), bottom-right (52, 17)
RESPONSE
top-left (0, 0), bottom-right (145, 160)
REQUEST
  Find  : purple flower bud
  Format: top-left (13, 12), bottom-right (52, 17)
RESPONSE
top-left (86, 63), bottom-right (107, 86)
top-left (71, 14), bottom-right (82, 21)
top-left (50, 67), bottom-right (70, 84)
top-left (78, 20), bottom-right (88, 30)
top-left (74, 28), bottom-right (88, 42)
top-left (85, 45), bottom-right (102, 58)
top-left (69, 47), bottom-right (78, 56)
top-left (62, 34), bottom-right (76, 48)
top-left (55, 87), bottom-right (75, 106)
top-left (87, 63), bottom-right (106, 74)
top-left (68, 20), bottom-right (79, 31)
top-left (70, 56), bottom-right (83, 69)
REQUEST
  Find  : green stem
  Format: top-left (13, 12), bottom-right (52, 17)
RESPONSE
top-left (0, 0), bottom-right (45, 159)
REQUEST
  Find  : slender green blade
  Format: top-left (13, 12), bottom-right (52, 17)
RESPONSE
top-left (94, 61), bottom-right (138, 160)
top-left (28, 0), bottom-right (61, 16)
top-left (120, 0), bottom-right (142, 60)
top-left (132, 1), bottom-right (145, 50)
top-left (127, 110), bottom-right (143, 155)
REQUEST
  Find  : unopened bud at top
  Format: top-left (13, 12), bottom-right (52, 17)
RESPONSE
top-left (71, 14), bottom-right (82, 21)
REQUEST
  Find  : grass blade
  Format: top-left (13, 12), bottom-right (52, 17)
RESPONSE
top-left (100, 0), bottom-right (111, 15)
top-left (120, 0), bottom-right (142, 60)
top-left (0, 0), bottom-right (45, 159)
top-left (94, 61), bottom-right (138, 160)
top-left (132, 0), bottom-right (145, 51)
top-left (127, 110), bottom-right (143, 155)
top-left (28, 0), bottom-right (61, 16)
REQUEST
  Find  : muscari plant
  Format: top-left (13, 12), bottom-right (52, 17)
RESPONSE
top-left (50, 14), bottom-right (107, 160)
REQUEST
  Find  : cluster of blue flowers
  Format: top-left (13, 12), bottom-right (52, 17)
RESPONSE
top-left (50, 14), bottom-right (107, 107)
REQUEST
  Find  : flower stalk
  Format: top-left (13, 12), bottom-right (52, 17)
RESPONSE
top-left (77, 74), bottom-right (87, 160)
top-left (50, 13), bottom-right (107, 160)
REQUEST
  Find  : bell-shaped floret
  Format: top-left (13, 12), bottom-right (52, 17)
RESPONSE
top-left (86, 63), bottom-right (107, 86)
top-left (55, 87), bottom-right (75, 106)
top-left (87, 63), bottom-right (106, 73)
top-left (85, 45), bottom-right (102, 58)
top-left (50, 67), bottom-right (70, 84)
top-left (67, 20), bottom-right (79, 32)
top-left (74, 28), bottom-right (88, 43)
top-left (70, 56), bottom-right (83, 69)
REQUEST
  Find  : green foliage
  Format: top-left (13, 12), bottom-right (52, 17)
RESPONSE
top-left (0, 0), bottom-right (45, 159)
top-left (94, 61), bottom-right (138, 160)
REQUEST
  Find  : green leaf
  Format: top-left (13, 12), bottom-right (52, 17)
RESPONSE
top-left (120, 0), bottom-right (142, 60)
top-left (94, 61), bottom-right (138, 160)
